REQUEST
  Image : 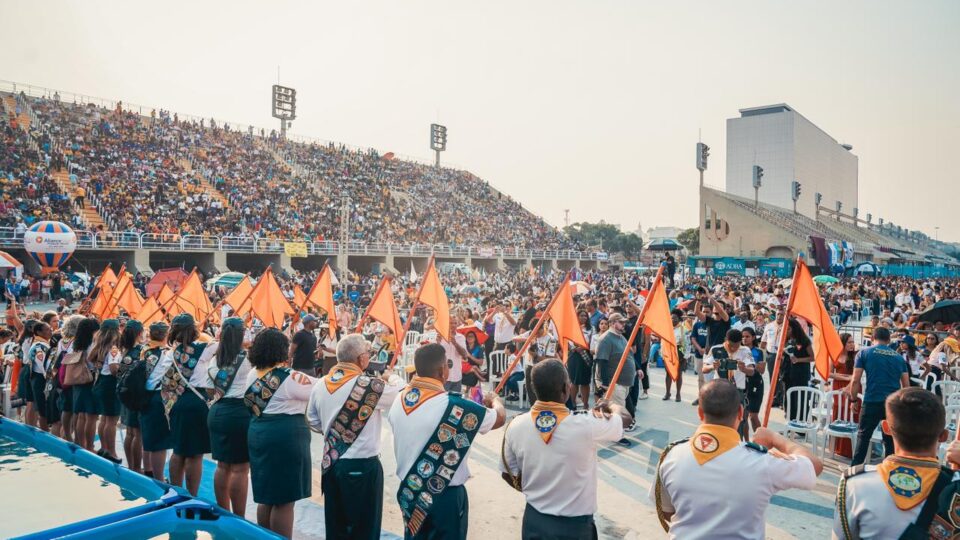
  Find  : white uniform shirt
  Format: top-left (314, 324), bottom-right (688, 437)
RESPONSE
top-left (501, 411), bottom-right (623, 516)
top-left (306, 371), bottom-right (404, 459)
top-left (99, 348), bottom-right (122, 376)
top-left (493, 313), bottom-right (516, 344)
top-left (703, 345), bottom-right (755, 389)
top-left (206, 347), bottom-right (255, 399)
top-left (761, 323), bottom-right (780, 354)
top-left (387, 393), bottom-right (497, 487)
top-left (188, 342), bottom-right (216, 389)
top-left (439, 334), bottom-right (466, 384)
top-left (244, 368), bottom-right (317, 415)
top-left (145, 346), bottom-right (171, 391)
top-left (832, 465), bottom-right (926, 540)
top-left (29, 340), bottom-right (51, 374)
top-left (651, 442), bottom-right (817, 539)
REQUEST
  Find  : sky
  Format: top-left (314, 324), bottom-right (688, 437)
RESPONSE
top-left (2, 0), bottom-right (958, 241)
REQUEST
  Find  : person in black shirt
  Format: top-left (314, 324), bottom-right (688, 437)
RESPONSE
top-left (290, 314), bottom-right (319, 375)
top-left (695, 293), bottom-right (731, 349)
top-left (782, 318), bottom-right (813, 422)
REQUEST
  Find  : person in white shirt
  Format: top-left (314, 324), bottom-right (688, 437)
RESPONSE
top-left (245, 328), bottom-right (318, 539)
top-left (484, 301), bottom-right (516, 351)
top-left (501, 359), bottom-right (629, 539)
top-left (307, 333), bottom-right (404, 540)
top-left (140, 322), bottom-right (173, 482)
top-left (388, 344), bottom-right (506, 539)
top-left (651, 380), bottom-right (823, 539)
top-left (438, 317), bottom-right (469, 393)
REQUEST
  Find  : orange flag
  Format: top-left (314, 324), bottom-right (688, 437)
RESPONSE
top-left (99, 265), bottom-right (119, 290)
top-left (89, 282), bottom-right (114, 319)
top-left (361, 276), bottom-right (404, 344)
top-left (546, 279), bottom-right (588, 358)
top-left (156, 283), bottom-right (175, 306)
top-left (171, 270), bottom-right (213, 321)
top-left (293, 286), bottom-right (307, 311)
top-left (223, 275), bottom-right (254, 317)
top-left (249, 267), bottom-right (294, 329)
top-left (419, 261), bottom-right (450, 341)
top-left (789, 260), bottom-right (843, 381)
top-left (136, 296), bottom-right (166, 327)
top-left (303, 265), bottom-right (338, 334)
top-left (637, 275), bottom-right (680, 381)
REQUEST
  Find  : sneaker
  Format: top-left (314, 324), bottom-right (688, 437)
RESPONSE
top-left (691, 398), bottom-right (699, 406)
top-left (616, 438), bottom-right (633, 447)
top-left (625, 422), bottom-right (637, 432)
top-left (639, 392), bottom-right (649, 400)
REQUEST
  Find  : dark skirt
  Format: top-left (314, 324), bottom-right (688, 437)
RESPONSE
top-left (567, 349), bottom-right (593, 386)
top-left (120, 404), bottom-right (140, 428)
top-left (745, 375), bottom-right (764, 414)
top-left (249, 413), bottom-right (311, 505)
top-left (208, 398), bottom-right (251, 464)
top-left (140, 391), bottom-right (173, 452)
top-left (30, 372), bottom-right (47, 417)
top-left (45, 387), bottom-right (63, 424)
top-left (17, 365), bottom-right (33, 402)
top-left (60, 386), bottom-right (74, 414)
top-left (93, 374), bottom-right (120, 417)
top-left (72, 382), bottom-right (96, 414)
top-left (170, 389), bottom-right (210, 457)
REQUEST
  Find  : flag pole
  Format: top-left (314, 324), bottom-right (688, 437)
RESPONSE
top-left (387, 255), bottom-right (434, 370)
top-left (102, 275), bottom-right (133, 320)
top-left (761, 255), bottom-right (804, 428)
top-left (493, 275), bottom-right (571, 395)
top-left (603, 266), bottom-right (664, 401)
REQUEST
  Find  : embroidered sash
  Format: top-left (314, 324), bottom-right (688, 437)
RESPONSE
top-left (160, 342), bottom-right (208, 417)
top-left (399, 377), bottom-right (445, 415)
top-left (689, 424), bottom-right (741, 465)
top-left (117, 345), bottom-right (144, 378)
top-left (209, 350), bottom-right (247, 402)
top-left (876, 455), bottom-right (941, 511)
top-left (397, 394), bottom-right (486, 536)
top-left (529, 401), bottom-right (570, 444)
top-left (321, 365), bottom-right (386, 474)
top-left (142, 344), bottom-right (165, 383)
top-left (243, 366), bottom-right (291, 417)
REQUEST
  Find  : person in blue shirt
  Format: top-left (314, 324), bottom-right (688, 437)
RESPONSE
top-left (846, 327), bottom-right (910, 465)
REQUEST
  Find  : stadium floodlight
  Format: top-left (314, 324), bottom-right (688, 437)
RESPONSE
top-left (430, 124), bottom-right (447, 167)
top-left (790, 180), bottom-right (801, 213)
top-left (696, 142), bottom-right (710, 172)
top-left (752, 166), bottom-right (764, 189)
top-left (272, 85), bottom-right (297, 138)
top-left (815, 192), bottom-right (823, 207)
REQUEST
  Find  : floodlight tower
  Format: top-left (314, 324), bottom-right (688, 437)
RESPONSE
top-left (272, 85), bottom-right (297, 138)
top-left (430, 124), bottom-right (447, 167)
top-left (696, 142), bottom-right (710, 186)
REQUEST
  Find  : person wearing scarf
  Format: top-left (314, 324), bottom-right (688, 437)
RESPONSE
top-left (651, 380), bottom-right (822, 539)
top-left (501, 359), bottom-right (629, 539)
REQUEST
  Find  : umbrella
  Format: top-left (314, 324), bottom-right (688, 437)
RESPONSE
top-left (644, 239), bottom-right (684, 251)
top-left (456, 325), bottom-right (488, 345)
top-left (812, 275), bottom-right (839, 284)
top-left (206, 272), bottom-right (246, 290)
top-left (459, 285), bottom-right (482, 294)
top-left (570, 281), bottom-right (594, 295)
top-left (918, 300), bottom-right (960, 325)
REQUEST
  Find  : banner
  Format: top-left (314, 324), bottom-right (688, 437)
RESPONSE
top-left (284, 242), bottom-right (308, 258)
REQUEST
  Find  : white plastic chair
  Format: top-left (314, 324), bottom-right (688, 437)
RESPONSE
top-left (486, 351), bottom-right (508, 392)
top-left (945, 393), bottom-right (960, 408)
top-left (404, 331), bottom-right (421, 347)
top-left (820, 390), bottom-right (861, 460)
top-left (932, 381), bottom-right (960, 400)
top-left (781, 387), bottom-right (823, 449)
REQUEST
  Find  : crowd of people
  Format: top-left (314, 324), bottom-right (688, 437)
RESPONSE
top-left (3, 264), bottom-right (960, 538)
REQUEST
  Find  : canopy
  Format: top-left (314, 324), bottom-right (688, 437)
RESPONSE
top-left (206, 272), bottom-right (246, 290)
top-left (146, 268), bottom-right (189, 298)
top-left (812, 275), bottom-right (839, 284)
top-left (850, 262), bottom-right (881, 277)
top-left (0, 251), bottom-right (23, 269)
top-left (645, 239), bottom-right (684, 251)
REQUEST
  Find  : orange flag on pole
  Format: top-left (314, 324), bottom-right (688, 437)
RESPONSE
top-left (89, 282), bottom-right (114, 319)
top-left (788, 260), bottom-right (843, 381)
top-left (100, 265), bottom-right (119, 290)
top-left (359, 276), bottom-right (404, 345)
top-left (303, 265), bottom-right (338, 335)
top-left (171, 270), bottom-right (213, 321)
top-left (249, 267), bottom-right (294, 329)
top-left (638, 275), bottom-right (680, 381)
top-left (418, 261), bottom-right (450, 341)
top-left (136, 296), bottom-right (166, 327)
top-left (223, 275), bottom-right (254, 317)
top-left (156, 283), bottom-right (175, 305)
top-left (293, 286), bottom-right (307, 311)
top-left (546, 279), bottom-right (588, 358)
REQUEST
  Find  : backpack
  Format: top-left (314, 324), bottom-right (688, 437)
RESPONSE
top-left (117, 359), bottom-right (150, 412)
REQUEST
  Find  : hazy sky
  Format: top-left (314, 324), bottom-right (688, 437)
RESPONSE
top-left (3, 1), bottom-right (957, 241)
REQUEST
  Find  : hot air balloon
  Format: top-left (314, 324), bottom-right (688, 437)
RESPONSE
top-left (23, 220), bottom-right (77, 273)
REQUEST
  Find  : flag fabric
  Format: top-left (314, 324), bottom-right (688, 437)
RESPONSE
top-left (170, 270), bottom-right (213, 321)
top-left (156, 282), bottom-right (175, 306)
top-left (293, 286), bottom-right (307, 311)
top-left (637, 276), bottom-right (680, 381)
top-left (111, 273), bottom-right (145, 318)
top-left (304, 265), bottom-right (338, 334)
top-left (419, 262), bottom-right (450, 341)
top-left (99, 265), bottom-right (119, 290)
top-left (409, 262), bottom-right (418, 283)
top-left (546, 279), bottom-right (588, 358)
top-left (249, 267), bottom-right (294, 329)
top-left (136, 296), bottom-right (166, 327)
top-left (89, 282), bottom-right (114, 319)
top-left (362, 276), bottom-right (404, 344)
top-left (789, 260), bottom-right (843, 381)
top-left (223, 276), bottom-right (254, 317)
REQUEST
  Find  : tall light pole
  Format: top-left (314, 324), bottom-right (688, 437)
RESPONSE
top-left (430, 124), bottom-right (447, 167)
top-left (339, 195), bottom-right (351, 275)
top-left (752, 165), bottom-right (764, 208)
top-left (271, 85), bottom-right (296, 139)
top-left (696, 142), bottom-right (709, 186)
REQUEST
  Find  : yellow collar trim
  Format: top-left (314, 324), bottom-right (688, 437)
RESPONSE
top-left (324, 362), bottom-right (362, 394)
top-left (529, 401), bottom-right (570, 444)
top-left (689, 424), bottom-right (742, 465)
top-left (877, 455), bottom-right (941, 510)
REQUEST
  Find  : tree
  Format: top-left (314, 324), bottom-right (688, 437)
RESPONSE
top-left (677, 227), bottom-right (699, 255)
top-left (563, 222), bottom-right (643, 257)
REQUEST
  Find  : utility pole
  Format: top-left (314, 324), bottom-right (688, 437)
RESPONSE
top-left (564, 209), bottom-right (570, 228)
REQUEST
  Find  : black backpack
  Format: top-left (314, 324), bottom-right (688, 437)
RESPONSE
top-left (117, 359), bottom-right (150, 412)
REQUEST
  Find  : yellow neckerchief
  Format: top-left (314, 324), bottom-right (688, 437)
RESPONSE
top-left (324, 362), bottom-right (362, 394)
top-left (943, 337), bottom-right (960, 354)
top-left (689, 423), bottom-right (742, 465)
top-left (400, 376), bottom-right (446, 415)
top-left (876, 454), bottom-right (941, 510)
top-left (529, 401), bottom-right (570, 444)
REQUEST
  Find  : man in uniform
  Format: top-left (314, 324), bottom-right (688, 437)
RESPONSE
top-left (833, 387), bottom-right (954, 539)
top-left (650, 379), bottom-right (823, 539)
top-left (307, 333), bottom-right (404, 540)
top-left (501, 359), bottom-right (630, 539)
top-left (388, 343), bottom-right (506, 539)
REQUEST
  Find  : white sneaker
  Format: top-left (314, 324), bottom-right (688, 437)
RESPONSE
top-left (639, 392), bottom-right (649, 400)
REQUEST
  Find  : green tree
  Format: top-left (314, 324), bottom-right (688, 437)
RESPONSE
top-left (563, 222), bottom-right (643, 257)
top-left (677, 227), bottom-right (699, 255)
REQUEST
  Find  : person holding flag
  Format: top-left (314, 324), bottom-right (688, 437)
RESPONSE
top-left (388, 343), bottom-right (505, 539)
top-left (500, 359), bottom-right (629, 539)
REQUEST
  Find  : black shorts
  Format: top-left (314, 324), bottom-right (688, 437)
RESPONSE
top-left (745, 376), bottom-right (764, 413)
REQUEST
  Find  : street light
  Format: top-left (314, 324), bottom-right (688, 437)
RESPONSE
top-left (752, 165), bottom-right (764, 207)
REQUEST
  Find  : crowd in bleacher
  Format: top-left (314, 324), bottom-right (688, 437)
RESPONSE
top-left (0, 117), bottom-right (75, 229)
